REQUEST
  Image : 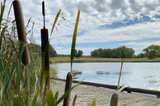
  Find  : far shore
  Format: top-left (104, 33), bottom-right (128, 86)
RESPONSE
top-left (50, 57), bottom-right (160, 63)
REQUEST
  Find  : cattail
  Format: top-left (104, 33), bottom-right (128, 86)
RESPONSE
top-left (13, 0), bottom-right (30, 65)
top-left (63, 72), bottom-right (73, 106)
top-left (110, 92), bottom-right (119, 106)
top-left (41, 1), bottom-right (50, 92)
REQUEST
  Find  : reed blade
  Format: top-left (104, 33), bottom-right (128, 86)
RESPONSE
top-left (46, 89), bottom-right (56, 106)
top-left (42, 96), bottom-right (47, 106)
top-left (55, 91), bottom-right (59, 101)
top-left (31, 89), bottom-right (38, 106)
top-left (50, 9), bottom-right (61, 36)
top-left (70, 8), bottom-right (80, 73)
top-left (0, 2), bottom-right (5, 30)
top-left (91, 98), bottom-right (96, 106)
top-left (72, 95), bottom-right (77, 106)
top-left (0, 26), bottom-right (7, 50)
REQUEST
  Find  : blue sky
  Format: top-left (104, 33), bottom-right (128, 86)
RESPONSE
top-left (3, 0), bottom-right (160, 55)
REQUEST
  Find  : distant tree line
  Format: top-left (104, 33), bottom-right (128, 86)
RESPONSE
top-left (29, 43), bottom-right (57, 57)
top-left (91, 46), bottom-right (135, 58)
top-left (143, 44), bottom-right (160, 59)
top-left (28, 43), bottom-right (160, 59)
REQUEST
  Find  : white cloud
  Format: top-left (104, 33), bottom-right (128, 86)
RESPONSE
top-left (55, 47), bottom-right (97, 55)
top-left (3, 0), bottom-right (160, 55)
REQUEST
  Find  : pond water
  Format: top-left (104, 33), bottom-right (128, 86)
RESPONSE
top-left (50, 62), bottom-right (160, 90)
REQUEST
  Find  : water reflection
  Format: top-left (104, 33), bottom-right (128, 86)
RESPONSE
top-left (96, 71), bottom-right (130, 75)
top-left (50, 62), bottom-right (160, 90)
top-left (148, 79), bottom-right (160, 84)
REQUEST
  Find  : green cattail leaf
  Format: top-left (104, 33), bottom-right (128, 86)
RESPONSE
top-left (70, 8), bottom-right (80, 73)
top-left (0, 26), bottom-right (7, 50)
top-left (8, 97), bottom-right (11, 105)
top-left (55, 91), bottom-right (59, 101)
top-left (50, 9), bottom-right (61, 36)
top-left (18, 43), bottom-right (25, 60)
top-left (0, 88), bottom-right (3, 101)
top-left (13, 97), bottom-right (17, 106)
top-left (40, 43), bottom-right (49, 95)
top-left (40, 71), bottom-right (45, 97)
top-left (4, 66), bottom-right (15, 95)
top-left (6, 2), bottom-right (13, 22)
top-left (42, 96), bottom-right (47, 106)
top-left (91, 98), bottom-right (96, 106)
top-left (31, 89), bottom-right (38, 106)
top-left (0, 2), bottom-right (5, 30)
top-left (72, 95), bottom-right (77, 106)
top-left (46, 89), bottom-right (56, 106)
top-left (56, 77), bottom-right (85, 105)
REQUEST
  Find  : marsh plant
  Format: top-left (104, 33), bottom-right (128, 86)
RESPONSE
top-left (0, 1), bottom-right (96, 105)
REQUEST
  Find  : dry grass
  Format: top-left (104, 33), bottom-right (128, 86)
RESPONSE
top-left (50, 57), bottom-right (160, 63)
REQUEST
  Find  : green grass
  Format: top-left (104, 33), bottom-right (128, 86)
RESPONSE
top-left (49, 57), bottom-right (160, 63)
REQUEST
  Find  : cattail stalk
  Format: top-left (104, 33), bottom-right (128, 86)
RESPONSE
top-left (41, 1), bottom-right (50, 100)
top-left (13, 0), bottom-right (30, 105)
top-left (13, 0), bottom-right (30, 65)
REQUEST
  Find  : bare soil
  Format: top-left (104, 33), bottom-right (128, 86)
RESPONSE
top-left (51, 80), bottom-right (160, 106)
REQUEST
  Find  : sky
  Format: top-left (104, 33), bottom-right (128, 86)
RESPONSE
top-left (3, 0), bottom-right (160, 55)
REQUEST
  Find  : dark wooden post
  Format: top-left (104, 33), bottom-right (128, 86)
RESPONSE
top-left (63, 72), bottom-right (73, 106)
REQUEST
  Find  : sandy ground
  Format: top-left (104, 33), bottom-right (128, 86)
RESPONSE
top-left (50, 79), bottom-right (160, 106)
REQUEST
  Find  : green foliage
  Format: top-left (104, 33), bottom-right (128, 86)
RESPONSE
top-left (91, 98), bottom-right (96, 106)
top-left (137, 53), bottom-right (145, 58)
top-left (29, 43), bottom-right (57, 57)
top-left (74, 49), bottom-right (83, 57)
top-left (0, 2), bottom-right (96, 105)
top-left (31, 89), bottom-right (38, 106)
top-left (91, 46), bottom-right (135, 58)
top-left (46, 89), bottom-right (56, 106)
top-left (0, 2), bottom-right (40, 105)
top-left (143, 44), bottom-right (160, 59)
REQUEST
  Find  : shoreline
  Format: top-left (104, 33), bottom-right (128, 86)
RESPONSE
top-left (50, 57), bottom-right (160, 63)
top-left (51, 79), bottom-right (160, 106)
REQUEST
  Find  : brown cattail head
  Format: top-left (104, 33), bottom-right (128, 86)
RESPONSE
top-left (41, 28), bottom-right (49, 70)
top-left (63, 72), bottom-right (73, 106)
top-left (110, 92), bottom-right (119, 106)
top-left (13, 0), bottom-right (30, 65)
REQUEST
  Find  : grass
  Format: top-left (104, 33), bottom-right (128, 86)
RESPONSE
top-left (49, 57), bottom-right (160, 63)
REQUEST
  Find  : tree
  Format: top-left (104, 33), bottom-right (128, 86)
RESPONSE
top-left (91, 46), bottom-right (135, 58)
top-left (74, 49), bottom-right (83, 57)
top-left (143, 44), bottom-right (160, 59)
top-left (29, 43), bottom-right (57, 57)
top-left (77, 50), bottom-right (83, 57)
top-left (91, 49), bottom-right (98, 57)
top-left (49, 45), bottom-right (57, 57)
top-left (137, 53), bottom-right (145, 58)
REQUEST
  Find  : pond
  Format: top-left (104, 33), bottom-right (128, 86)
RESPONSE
top-left (50, 62), bottom-right (160, 90)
